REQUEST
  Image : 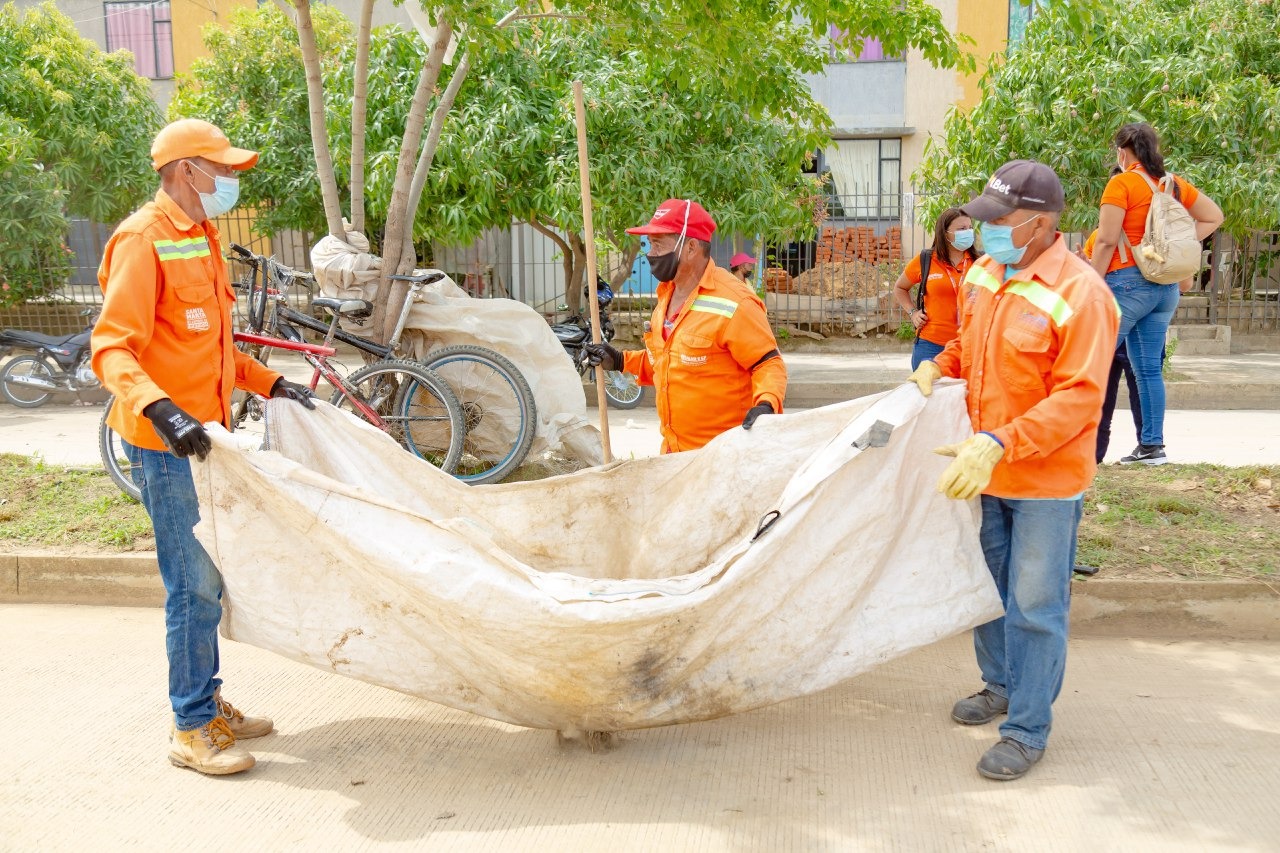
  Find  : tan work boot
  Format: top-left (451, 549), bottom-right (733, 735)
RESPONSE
top-left (214, 688), bottom-right (274, 739)
top-left (168, 717), bottom-right (255, 775)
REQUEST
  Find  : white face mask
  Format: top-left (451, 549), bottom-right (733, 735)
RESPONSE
top-left (188, 161), bottom-right (240, 219)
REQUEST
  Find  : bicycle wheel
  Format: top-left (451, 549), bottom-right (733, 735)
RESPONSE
top-left (330, 359), bottom-right (465, 473)
top-left (1, 355), bottom-right (57, 408)
top-left (417, 344), bottom-right (537, 485)
top-left (99, 396), bottom-right (142, 502)
top-left (602, 370), bottom-right (644, 410)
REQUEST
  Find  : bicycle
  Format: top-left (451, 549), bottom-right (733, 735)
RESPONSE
top-left (228, 244), bottom-right (538, 485)
top-left (100, 294), bottom-right (466, 502)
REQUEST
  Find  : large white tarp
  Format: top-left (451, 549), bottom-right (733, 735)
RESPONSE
top-left (193, 382), bottom-right (1001, 732)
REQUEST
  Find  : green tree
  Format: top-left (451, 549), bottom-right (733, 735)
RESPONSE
top-left (915, 0), bottom-right (1280, 237)
top-left (339, 20), bottom-right (829, 312)
top-left (177, 8), bottom-right (828, 313)
top-left (0, 2), bottom-right (160, 304)
top-left (177, 0), bottom-right (974, 342)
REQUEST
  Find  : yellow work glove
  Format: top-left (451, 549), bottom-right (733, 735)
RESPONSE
top-left (907, 360), bottom-right (943, 397)
top-left (934, 432), bottom-right (1005, 501)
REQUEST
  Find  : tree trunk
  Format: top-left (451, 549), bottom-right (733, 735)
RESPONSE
top-left (401, 51), bottom-right (473, 265)
top-left (292, 0), bottom-right (345, 240)
top-left (566, 231), bottom-right (589, 317)
top-left (611, 241), bottom-right (640, 290)
top-left (373, 18), bottom-right (454, 345)
top-left (399, 8), bottom-right (523, 280)
top-left (349, 0), bottom-right (375, 235)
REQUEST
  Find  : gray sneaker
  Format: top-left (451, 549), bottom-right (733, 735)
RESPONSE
top-left (951, 689), bottom-right (1009, 725)
top-left (977, 737), bottom-right (1044, 781)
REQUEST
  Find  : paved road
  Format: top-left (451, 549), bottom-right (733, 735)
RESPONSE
top-left (2, 603), bottom-right (1277, 850)
top-left (4, 393), bottom-right (1279, 468)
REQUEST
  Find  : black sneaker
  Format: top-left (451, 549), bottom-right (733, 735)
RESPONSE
top-left (1118, 444), bottom-right (1168, 465)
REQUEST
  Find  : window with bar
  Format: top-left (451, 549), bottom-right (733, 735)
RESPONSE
top-left (104, 1), bottom-right (174, 80)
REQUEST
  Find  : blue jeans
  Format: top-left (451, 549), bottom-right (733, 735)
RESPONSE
top-left (1107, 266), bottom-right (1179, 446)
top-left (974, 495), bottom-right (1083, 751)
top-left (911, 337), bottom-right (946, 370)
top-left (124, 441), bottom-right (223, 731)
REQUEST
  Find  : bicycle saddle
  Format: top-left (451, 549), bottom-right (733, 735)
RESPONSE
top-left (312, 297), bottom-right (373, 320)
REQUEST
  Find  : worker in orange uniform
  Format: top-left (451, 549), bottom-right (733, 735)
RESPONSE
top-left (92, 119), bottom-right (316, 776)
top-left (728, 251), bottom-right (756, 284)
top-left (907, 161), bottom-right (1118, 782)
top-left (585, 199), bottom-right (786, 452)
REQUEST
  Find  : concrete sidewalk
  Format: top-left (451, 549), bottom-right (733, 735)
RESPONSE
top-left (763, 350), bottom-right (1280, 410)
top-left (3, 603), bottom-right (1277, 850)
top-left (4, 349), bottom-right (1280, 412)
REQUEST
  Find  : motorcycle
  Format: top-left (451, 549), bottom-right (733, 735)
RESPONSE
top-left (0, 309), bottom-right (101, 408)
top-left (551, 281), bottom-right (644, 410)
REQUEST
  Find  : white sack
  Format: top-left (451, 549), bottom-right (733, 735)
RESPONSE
top-left (193, 382), bottom-right (1001, 732)
top-left (310, 231), bottom-right (600, 466)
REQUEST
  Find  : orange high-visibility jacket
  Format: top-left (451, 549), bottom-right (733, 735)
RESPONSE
top-left (622, 261), bottom-right (786, 453)
top-left (92, 190), bottom-right (281, 451)
top-left (933, 235), bottom-right (1119, 499)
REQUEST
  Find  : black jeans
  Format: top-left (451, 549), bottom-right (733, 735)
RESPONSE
top-left (1096, 344), bottom-right (1143, 463)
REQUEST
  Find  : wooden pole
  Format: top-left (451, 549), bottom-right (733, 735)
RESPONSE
top-left (572, 80), bottom-right (612, 463)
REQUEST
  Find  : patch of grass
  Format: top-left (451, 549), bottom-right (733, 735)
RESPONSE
top-left (1078, 463), bottom-right (1279, 581)
top-left (0, 453), bottom-right (153, 552)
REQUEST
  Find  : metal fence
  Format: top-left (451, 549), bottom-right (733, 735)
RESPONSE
top-left (7, 195), bottom-right (1279, 344)
top-left (1207, 231), bottom-right (1280, 335)
top-left (0, 207), bottom-right (312, 335)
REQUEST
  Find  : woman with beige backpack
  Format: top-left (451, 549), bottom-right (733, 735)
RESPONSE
top-left (1089, 122), bottom-right (1223, 465)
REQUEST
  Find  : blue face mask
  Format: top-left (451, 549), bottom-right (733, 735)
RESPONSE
top-left (949, 229), bottom-right (975, 251)
top-left (189, 162), bottom-right (240, 219)
top-left (979, 215), bottom-right (1038, 267)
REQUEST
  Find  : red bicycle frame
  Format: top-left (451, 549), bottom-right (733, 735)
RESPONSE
top-left (233, 331), bottom-right (387, 428)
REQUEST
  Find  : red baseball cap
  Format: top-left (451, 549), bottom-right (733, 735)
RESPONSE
top-left (729, 252), bottom-right (755, 268)
top-left (626, 199), bottom-right (717, 243)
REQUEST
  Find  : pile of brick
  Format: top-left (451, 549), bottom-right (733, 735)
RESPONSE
top-left (793, 260), bottom-right (885, 299)
top-left (814, 226), bottom-right (903, 266)
top-left (763, 267), bottom-right (795, 294)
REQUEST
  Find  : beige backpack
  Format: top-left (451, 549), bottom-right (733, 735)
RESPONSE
top-left (1118, 170), bottom-right (1202, 284)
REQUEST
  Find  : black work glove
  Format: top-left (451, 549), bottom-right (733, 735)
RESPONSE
top-left (143, 398), bottom-right (212, 460)
top-left (741, 402), bottom-right (775, 430)
top-left (270, 377), bottom-right (316, 410)
top-left (582, 341), bottom-right (623, 372)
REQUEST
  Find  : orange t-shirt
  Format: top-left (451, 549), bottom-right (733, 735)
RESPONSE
top-left (1099, 164), bottom-right (1200, 274)
top-left (903, 251), bottom-right (972, 346)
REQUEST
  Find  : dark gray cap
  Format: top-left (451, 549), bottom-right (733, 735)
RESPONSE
top-left (962, 159), bottom-right (1065, 221)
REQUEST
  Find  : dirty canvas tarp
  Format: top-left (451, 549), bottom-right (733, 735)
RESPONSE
top-left (310, 231), bottom-right (601, 467)
top-left (193, 383), bottom-right (1001, 732)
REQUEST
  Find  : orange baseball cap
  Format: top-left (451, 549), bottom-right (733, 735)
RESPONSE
top-left (150, 119), bottom-right (259, 171)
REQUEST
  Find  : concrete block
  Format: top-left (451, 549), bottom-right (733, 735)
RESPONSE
top-left (1167, 324), bottom-right (1231, 356)
top-left (16, 553), bottom-right (163, 606)
top-left (0, 554), bottom-right (16, 600)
